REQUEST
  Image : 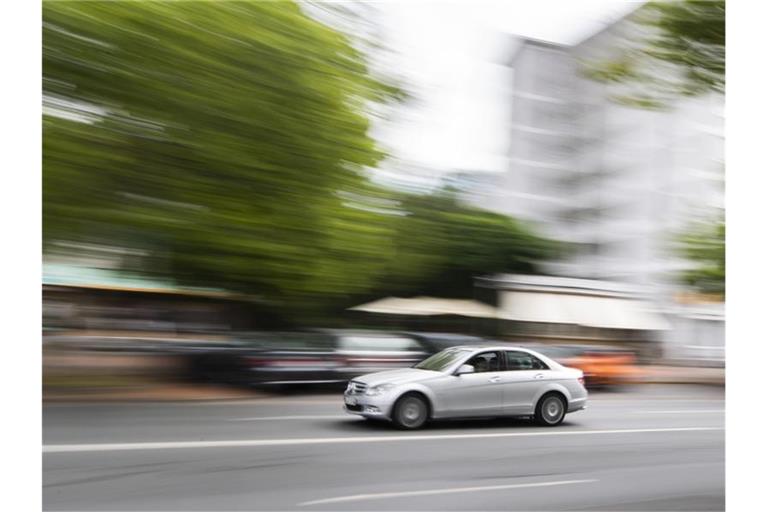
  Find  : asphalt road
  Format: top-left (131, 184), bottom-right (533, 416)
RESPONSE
top-left (43, 385), bottom-right (725, 511)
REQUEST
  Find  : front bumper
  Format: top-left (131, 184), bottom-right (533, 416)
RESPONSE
top-left (343, 390), bottom-right (397, 419)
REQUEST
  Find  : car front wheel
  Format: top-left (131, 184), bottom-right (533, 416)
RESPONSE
top-left (535, 393), bottom-right (566, 426)
top-left (392, 394), bottom-right (428, 430)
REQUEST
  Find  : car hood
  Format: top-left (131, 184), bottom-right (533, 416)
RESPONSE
top-left (352, 367), bottom-right (440, 387)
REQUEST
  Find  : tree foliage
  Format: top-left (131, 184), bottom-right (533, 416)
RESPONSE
top-left (43, 2), bottom-right (557, 321)
top-left (44, 1), bottom-right (402, 314)
top-left (584, 0), bottom-right (724, 109)
top-left (375, 191), bottom-right (561, 299)
top-left (679, 219), bottom-right (725, 296)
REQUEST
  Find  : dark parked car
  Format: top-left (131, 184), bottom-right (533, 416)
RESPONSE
top-left (516, 343), bottom-right (641, 388)
top-left (188, 330), bottom-right (491, 388)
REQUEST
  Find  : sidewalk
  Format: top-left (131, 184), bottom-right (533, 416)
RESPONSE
top-left (636, 365), bottom-right (725, 386)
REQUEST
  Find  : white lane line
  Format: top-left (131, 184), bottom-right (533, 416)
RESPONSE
top-left (42, 426), bottom-right (723, 454)
top-left (635, 410), bottom-right (725, 414)
top-left (298, 479), bottom-right (598, 506)
top-left (231, 415), bottom-right (348, 421)
top-left (590, 398), bottom-right (724, 402)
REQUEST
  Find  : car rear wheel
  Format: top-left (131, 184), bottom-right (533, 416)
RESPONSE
top-left (392, 394), bottom-right (428, 430)
top-left (535, 393), bottom-right (566, 426)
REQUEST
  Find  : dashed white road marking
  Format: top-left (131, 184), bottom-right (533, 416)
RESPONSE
top-left (43, 426), bottom-right (723, 454)
top-left (635, 410), bottom-right (724, 414)
top-left (298, 479), bottom-right (599, 506)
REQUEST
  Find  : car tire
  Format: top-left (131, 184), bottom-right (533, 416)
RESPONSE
top-left (392, 394), bottom-right (429, 430)
top-left (534, 393), bottom-right (566, 426)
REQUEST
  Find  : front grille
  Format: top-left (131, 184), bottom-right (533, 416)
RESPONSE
top-left (345, 403), bottom-right (363, 412)
top-left (348, 381), bottom-right (367, 394)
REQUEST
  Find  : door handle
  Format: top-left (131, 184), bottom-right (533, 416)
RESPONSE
top-left (533, 373), bottom-right (545, 379)
top-left (488, 376), bottom-right (501, 383)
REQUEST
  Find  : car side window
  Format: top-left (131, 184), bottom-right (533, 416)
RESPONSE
top-left (505, 351), bottom-right (549, 371)
top-left (466, 352), bottom-right (500, 373)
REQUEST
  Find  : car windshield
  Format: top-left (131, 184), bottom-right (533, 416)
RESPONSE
top-left (414, 348), bottom-right (473, 372)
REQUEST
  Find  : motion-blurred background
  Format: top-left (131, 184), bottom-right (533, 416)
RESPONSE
top-left (42, 0), bottom-right (724, 398)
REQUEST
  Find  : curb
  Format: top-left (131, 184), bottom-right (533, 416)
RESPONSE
top-left (634, 379), bottom-right (724, 386)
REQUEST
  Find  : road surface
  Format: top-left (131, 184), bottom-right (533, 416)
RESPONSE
top-left (43, 384), bottom-right (724, 511)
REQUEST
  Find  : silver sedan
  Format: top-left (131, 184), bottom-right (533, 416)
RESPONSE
top-left (343, 345), bottom-right (587, 429)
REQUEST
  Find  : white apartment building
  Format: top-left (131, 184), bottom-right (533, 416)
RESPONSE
top-left (461, 15), bottom-right (724, 363)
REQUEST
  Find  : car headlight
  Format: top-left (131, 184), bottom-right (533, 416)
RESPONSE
top-left (365, 383), bottom-right (395, 396)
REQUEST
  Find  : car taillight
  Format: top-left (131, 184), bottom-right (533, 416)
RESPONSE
top-left (578, 376), bottom-right (585, 386)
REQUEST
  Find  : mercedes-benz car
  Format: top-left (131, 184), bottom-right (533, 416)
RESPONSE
top-left (343, 345), bottom-right (587, 429)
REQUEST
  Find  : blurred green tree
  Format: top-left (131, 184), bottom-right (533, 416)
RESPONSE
top-left (43, 1), bottom-right (403, 318)
top-left (584, 0), bottom-right (724, 108)
top-left (679, 219), bottom-right (725, 297)
top-left (43, 2), bottom-right (558, 322)
top-left (374, 190), bottom-right (561, 299)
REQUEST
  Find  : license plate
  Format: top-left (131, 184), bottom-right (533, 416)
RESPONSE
top-left (344, 396), bottom-right (357, 406)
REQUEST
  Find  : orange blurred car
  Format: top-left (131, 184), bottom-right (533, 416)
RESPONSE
top-left (528, 344), bottom-right (642, 388)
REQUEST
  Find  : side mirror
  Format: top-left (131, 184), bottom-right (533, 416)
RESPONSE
top-left (456, 364), bottom-right (475, 376)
